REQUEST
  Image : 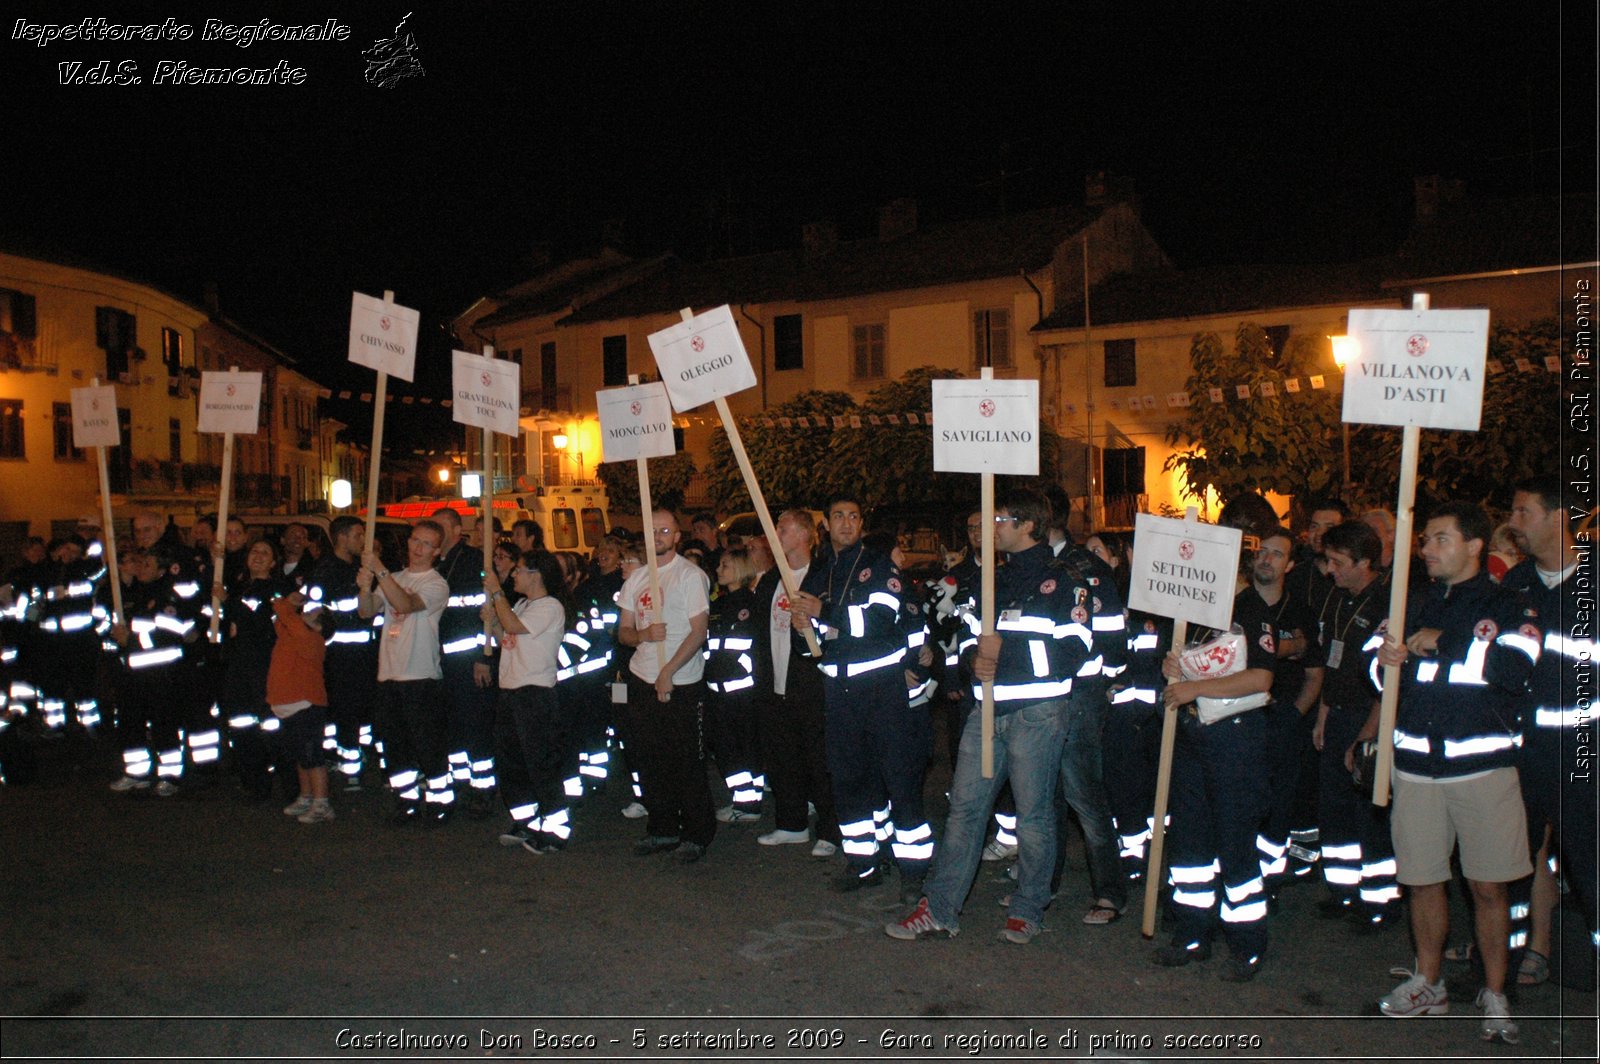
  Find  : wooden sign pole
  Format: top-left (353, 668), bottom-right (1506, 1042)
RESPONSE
top-left (979, 367), bottom-right (997, 778)
top-left (1141, 505), bottom-right (1198, 938)
top-left (90, 376), bottom-right (123, 626)
top-left (669, 307), bottom-right (823, 658)
top-left (1371, 292), bottom-right (1429, 807)
top-left (364, 290), bottom-right (394, 553)
top-left (629, 373), bottom-right (669, 673)
top-left (207, 365), bottom-right (242, 642)
top-left (480, 346), bottom-right (497, 656)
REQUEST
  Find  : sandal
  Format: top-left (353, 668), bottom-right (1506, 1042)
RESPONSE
top-left (1517, 948), bottom-right (1550, 986)
top-left (1443, 942), bottom-right (1476, 963)
top-left (1083, 901), bottom-right (1124, 926)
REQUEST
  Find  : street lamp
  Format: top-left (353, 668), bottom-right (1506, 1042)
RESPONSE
top-left (460, 472), bottom-right (482, 500)
top-left (329, 478), bottom-right (352, 510)
top-left (1329, 335), bottom-right (1358, 501)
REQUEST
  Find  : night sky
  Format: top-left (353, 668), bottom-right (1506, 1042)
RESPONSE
top-left (4, 1), bottom-right (1591, 441)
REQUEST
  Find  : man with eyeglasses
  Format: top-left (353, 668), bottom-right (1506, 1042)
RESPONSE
top-left (617, 509), bottom-right (715, 862)
top-left (886, 488), bottom-right (1092, 943)
top-left (793, 493), bottom-right (929, 901)
top-left (359, 520), bottom-right (451, 823)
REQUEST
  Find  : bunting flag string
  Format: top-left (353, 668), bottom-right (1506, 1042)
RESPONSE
top-left (303, 356), bottom-right (1559, 418)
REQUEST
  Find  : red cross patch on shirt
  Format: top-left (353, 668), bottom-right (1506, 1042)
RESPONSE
top-left (1474, 619), bottom-right (1499, 641)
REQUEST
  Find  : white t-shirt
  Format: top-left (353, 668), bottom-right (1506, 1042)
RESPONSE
top-left (376, 567), bottom-right (449, 682)
top-left (620, 553), bottom-right (710, 686)
top-left (770, 562), bottom-right (809, 697)
top-left (500, 595), bottom-right (565, 690)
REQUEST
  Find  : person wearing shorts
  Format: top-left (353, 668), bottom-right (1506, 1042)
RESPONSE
top-left (1375, 502), bottom-right (1539, 1045)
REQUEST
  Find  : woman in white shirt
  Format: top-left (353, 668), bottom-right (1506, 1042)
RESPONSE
top-left (484, 550), bottom-right (572, 854)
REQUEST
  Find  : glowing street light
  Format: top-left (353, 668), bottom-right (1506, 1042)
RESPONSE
top-left (1328, 335), bottom-right (1357, 499)
top-left (460, 472), bottom-right (482, 500)
top-left (329, 479), bottom-right (352, 510)
top-left (551, 432), bottom-right (570, 450)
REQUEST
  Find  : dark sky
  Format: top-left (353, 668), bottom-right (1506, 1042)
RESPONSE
top-left (4, 1), bottom-right (1591, 440)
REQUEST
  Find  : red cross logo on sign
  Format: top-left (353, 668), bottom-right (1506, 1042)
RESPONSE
top-left (90, 398), bottom-right (99, 410)
top-left (690, 335), bottom-right (706, 353)
top-left (979, 399), bottom-right (995, 417)
top-left (630, 400), bottom-right (642, 416)
top-left (1179, 540), bottom-right (1195, 560)
top-left (379, 317), bottom-right (391, 332)
top-left (1406, 334), bottom-right (1429, 357)
top-left (480, 372), bottom-right (491, 387)
top-left (225, 384), bottom-right (236, 397)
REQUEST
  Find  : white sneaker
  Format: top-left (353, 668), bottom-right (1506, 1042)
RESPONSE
top-left (153, 780), bottom-right (179, 798)
top-left (981, 839), bottom-right (1018, 862)
top-left (298, 801), bottom-right (336, 825)
top-left (283, 796), bottom-right (314, 817)
top-left (810, 839), bottom-right (838, 858)
top-left (109, 775), bottom-right (150, 793)
top-left (1475, 988), bottom-right (1519, 1044)
top-left (620, 801), bottom-right (648, 819)
top-left (758, 828), bottom-right (810, 846)
top-left (1379, 968), bottom-right (1449, 1017)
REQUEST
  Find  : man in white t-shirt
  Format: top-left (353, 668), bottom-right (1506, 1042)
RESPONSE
top-left (359, 520), bottom-right (451, 823)
top-left (617, 509), bottom-right (714, 861)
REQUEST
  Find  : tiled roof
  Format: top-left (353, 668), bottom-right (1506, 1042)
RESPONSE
top-left (560, 205), bottom-right (1099, 323)
top-left (1034, 260), bottom-right (1393, 332)
top-left (474, 252), bottom-right (667, 328)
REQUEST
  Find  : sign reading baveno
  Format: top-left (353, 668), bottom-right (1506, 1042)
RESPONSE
top-left (348, 291), bottom-right (421, 383)
top-left (70, 384), bottom-right (120, 448)
top-left (930, 378), bottom-right (1040, 475)
top-left (646, 304), bottom-right (758, 412)
top-left (197, 370), bottom-right (263, 435)
top-left (596, 381), bottom-right (676, 462)
top-left (1127, 513), bottom-right (1243, 632)
top-left (1342, 307), bottom-right (1490, 431)
top-left (449, 351), bottom-right (521, 436)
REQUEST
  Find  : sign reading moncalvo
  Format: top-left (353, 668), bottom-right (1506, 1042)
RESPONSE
top-left (646, 305), bottom-right (758, 412)
top-left (1342, 307), bottom-right (1490, 431)
top-left (596, 381), bottom-right (676, 463)
top-left (1128, 513), bottom-right (1243, 631)
top-left (348, 291), bottom-right (420, 383)
top-left (70, 384), bottom-right (119, 449)
top-left (450, 351), bottom-right (521, 437)
top-left (930, 378), bottom-right (1040, 475)
top-left (197, 370), bottom-right (263, 435)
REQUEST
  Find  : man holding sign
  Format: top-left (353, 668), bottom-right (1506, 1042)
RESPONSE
top-left (1374, 501), bottom-right (1539, 1045)
top-left (886, 488), bottom-right (1092, 943)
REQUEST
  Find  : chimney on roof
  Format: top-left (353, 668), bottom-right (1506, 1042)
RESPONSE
top-left (1085, 171), bottom-right (1136, 209)
top-left (802, 219), bottom-right (838, 258)
top-left (203, 281), bottom-right (220, 316)
top-left (877, 198), bottom-right (918, 242)
top-left (1413, 174), bottom-right (1466, 224)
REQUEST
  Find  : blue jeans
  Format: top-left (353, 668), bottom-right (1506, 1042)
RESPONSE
top-left (1056, 698), bottom-right (1128, 909)
top-left (925, 699), bottom-right (1067, 929)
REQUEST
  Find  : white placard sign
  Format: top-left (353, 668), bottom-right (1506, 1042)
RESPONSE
top-left (196, 371), bottom-right (263, 435)
top-left (1342, 307), bottom-right (1490, 431)
top-left (1127, 513), bottom-right (1243, 632)
top-left (646, 304), bottom-right (758, 412)
top-left (449, 351), bottom-right (521, 436)
top-left (930, 378), bottom-right (1040, 475)
top-left (348, 292), bottom-right (421, 383)
top-left (70, 384), bottom-right (119, 448)
top-left (596, 381), bottom-right (677, 462)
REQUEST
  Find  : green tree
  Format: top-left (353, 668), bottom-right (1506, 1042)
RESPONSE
top-left (1357, 318), bottom-right (1566, 510)
top-left (1163, 323), bottom-right (1344, 505)
top-left (703, 390), bottom-right (859, 511)
top-left (595, 450), bottom-right (698, 514)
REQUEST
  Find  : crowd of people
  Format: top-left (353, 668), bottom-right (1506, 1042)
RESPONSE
top-left (0, 479), bottom-right (1592, 1046)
